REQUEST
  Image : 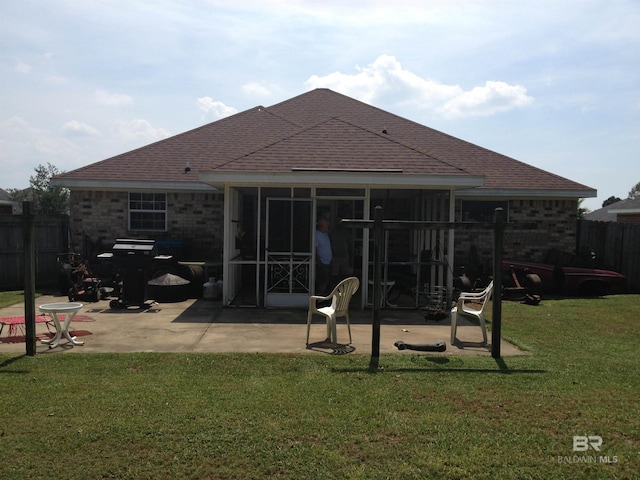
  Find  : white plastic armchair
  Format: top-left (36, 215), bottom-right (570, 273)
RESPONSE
top-left (306, 277), bottom-right (360, 347)
top-left (450, 281), bottom-right (494, 345)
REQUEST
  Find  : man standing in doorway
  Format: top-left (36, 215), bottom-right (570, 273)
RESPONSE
top-left (315, 217), bottom-right (332, 295)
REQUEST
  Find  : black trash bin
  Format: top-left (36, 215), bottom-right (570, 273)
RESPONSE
top-left (109, 239), bottom-right (158, 309)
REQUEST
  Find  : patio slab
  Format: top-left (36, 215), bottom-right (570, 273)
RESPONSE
top-left (0, 294), bottom-right (525, 356)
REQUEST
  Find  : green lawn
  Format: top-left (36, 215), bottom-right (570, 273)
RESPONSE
top-left (1, 295), bottom-right (638, 479)
top-left (0, 290), bottom-right (34, 309)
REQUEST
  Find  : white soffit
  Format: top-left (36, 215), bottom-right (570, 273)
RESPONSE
top-left (455, 188), bottom-right (597, 199)
top-left (198, 171), bottom-right (485, 189)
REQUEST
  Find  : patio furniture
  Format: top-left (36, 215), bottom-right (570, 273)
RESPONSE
top-left (306, 277), bottom-right (360, 347)
top-left (367, 279), bottom-right (396, 308)
top-left (38, 302), bottom-right (84, 349)
top-left (450, 281), bottom-right (493, 345)
top-left (0, 315), bottom-right (52, 337)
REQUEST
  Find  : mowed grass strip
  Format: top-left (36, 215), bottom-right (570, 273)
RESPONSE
top-left (1, 295), bottom-right (638, 479)
top-left (0, 290), bottom-right (42, 309)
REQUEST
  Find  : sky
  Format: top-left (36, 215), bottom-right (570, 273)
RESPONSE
top-left (1, 0), bottom-right (638, 212)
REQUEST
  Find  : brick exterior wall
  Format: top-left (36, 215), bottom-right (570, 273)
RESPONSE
top-left (69, 190), bottom-right (224, 260)
top-left (454, 199), bottom-right (578, 276)
top-left (69, 191), bottom-right (579, 277)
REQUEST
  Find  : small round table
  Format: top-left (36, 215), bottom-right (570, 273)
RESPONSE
top-left (38, 302), bottom-right (84, 349)
top-left (368, 279), bottom-right (396, 307)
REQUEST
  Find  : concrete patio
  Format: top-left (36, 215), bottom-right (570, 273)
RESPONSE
top-left (0, 294), bottom-right (524, 356)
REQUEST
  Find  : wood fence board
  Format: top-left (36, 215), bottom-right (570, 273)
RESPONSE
top-left (578, 219), bottom-right (640, 292)
top-left (0, 215), bottom-right (69, 290)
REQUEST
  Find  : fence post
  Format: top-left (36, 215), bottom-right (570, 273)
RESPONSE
top-left (23, 201), bottom-right (37, 356)
top-left (492, 208), bottom-right (504, 358)
top-left (369, 206), bottom-right (383, 370)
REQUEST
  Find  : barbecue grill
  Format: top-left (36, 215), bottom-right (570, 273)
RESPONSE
top-left (109, 239), bottom-right (158, 309)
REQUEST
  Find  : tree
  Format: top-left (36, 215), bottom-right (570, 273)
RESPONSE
top-left (602, 195), bottom-right (621, 208)
top-left (29, 163), bottom-right (69, 215)
top-left (577, 198), bottom-right (589, 219)
top-left (6, 187), bottom-right (29, 203)
top-left (629, 181), bottom-right (640, 199)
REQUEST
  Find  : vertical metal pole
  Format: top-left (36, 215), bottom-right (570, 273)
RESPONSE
top-left (492, 207), bottom-right (504, 358)
top-left (447, 189), bottom-right (455, 292)
top-left (369, 206), bottom-right (383, 370)
top-left (23, 201), bottom-right (37, 356)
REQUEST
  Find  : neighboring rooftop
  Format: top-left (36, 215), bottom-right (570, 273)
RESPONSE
top-left (584, 197), bottom-right (640, 222)
top-left (0, 188), bottom-right (12, 202)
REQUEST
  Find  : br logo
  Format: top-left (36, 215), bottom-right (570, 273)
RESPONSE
top-left (573, 435), bottom-right (602, 452)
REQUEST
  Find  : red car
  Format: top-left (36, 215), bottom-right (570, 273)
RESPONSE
top-left (502, 258), bottom-right (627, 296)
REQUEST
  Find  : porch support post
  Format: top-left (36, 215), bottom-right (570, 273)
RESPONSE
top-left (492, 207), bottom-right (505, 358)
top-left (447, 189), bottom-right (455, 291)
top-left (222, 185), bottom-right (232, 305)
top-left (361, 188), bottom-right (371, 309)
top-left (369, 205), bottom-right (383, 370)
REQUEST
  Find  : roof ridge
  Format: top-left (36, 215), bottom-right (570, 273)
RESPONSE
top-left (211, 115), bottom-right (475, 176)
top-left (323, 91), bottom-right (593, 191)
top-left (259, 105), bottom-right (304, 128)
top-left (209, 115), bottom-right (380, 171)
top-left (332, 115), bottom-right (472, 176)
top-left (272, 88), bottom-right (500, 178)
top-left (205, 108), bottom-right (307, 170)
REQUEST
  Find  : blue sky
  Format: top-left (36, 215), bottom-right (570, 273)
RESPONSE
top-left (1, 0), bottom-right (638, 211)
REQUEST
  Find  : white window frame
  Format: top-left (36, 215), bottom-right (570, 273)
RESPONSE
top-left (128, 192), bottom-right (167, 232)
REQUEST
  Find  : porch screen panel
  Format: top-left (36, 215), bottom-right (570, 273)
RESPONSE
top-left (268, 200), bottom-right (292, 252)
top-left (265, 198), bottom-right (312, 303)
top-left (292, 200), bottom-right (311, 252)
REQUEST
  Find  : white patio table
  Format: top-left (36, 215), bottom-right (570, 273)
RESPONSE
top-left (367, 279), bottom-right (396, 308)
top-left (38, 302), bottom-right (84, 348)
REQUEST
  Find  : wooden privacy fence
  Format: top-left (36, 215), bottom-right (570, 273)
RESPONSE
top-left (0, 214), bottom-right (69, 290)
top-left (577, 219), bottom-right (640, 292)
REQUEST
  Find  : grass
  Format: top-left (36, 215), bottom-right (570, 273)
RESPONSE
top-left (0, 290), bottom-right (41, 309)
top-left (1, 295), bottom-right (638, 479)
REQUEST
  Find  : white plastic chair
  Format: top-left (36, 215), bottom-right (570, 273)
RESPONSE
top-left (306, 277), bottom-right (360, 347)
top-left (450, 281), bottom-right (493, 345)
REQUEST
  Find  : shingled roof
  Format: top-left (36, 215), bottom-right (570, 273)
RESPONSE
top-left (584, 197), bottom-right (640, 222)
top-left (53, 88), bottom-right (595, 197)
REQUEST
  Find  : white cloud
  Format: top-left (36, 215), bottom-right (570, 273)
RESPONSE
top-left (196, 97), bottom-right (238, 118)
top-left (0, 117), bottom-right (80, 162)
top-left (114, 119), bottom-right (170, 140)
top-left (305, 55), bottom-right (534, 118)
top-left (439, 81), bottom-right (534, 118)
top-left (45, 75), bottom-right (67, 84)
top-left (241, 82), bottom-right (273, 97)
top-left (16, 62), bottom-right (32, 74)
top-left (1, 116), bottom-right (31, 130)
top-left (34, 136), bottom-right (80, 155)
top-left (62, 120), bottom-right (99, 136)
top-left (306, 55), bottom-right (462, 105)
top-left (95, 89), bottom-right (133, 106)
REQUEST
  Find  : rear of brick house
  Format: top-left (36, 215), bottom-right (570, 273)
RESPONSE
top-left (53, 89), bottom-right (595, 307)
